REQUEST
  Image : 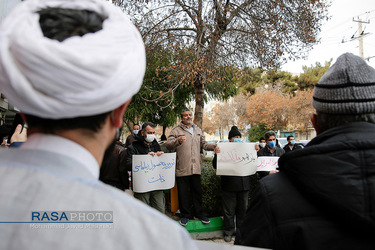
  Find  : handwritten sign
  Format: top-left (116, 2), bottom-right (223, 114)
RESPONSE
top-left (257, 157), bottom-right (279, 171)
top-left (132, 153), bottom-right (176, 193)
top-left (216, 142), bottom-right (257, 176)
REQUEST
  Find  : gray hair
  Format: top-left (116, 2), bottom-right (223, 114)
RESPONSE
top-left (142, 122), bottom-right (156, 131)
top-left (264, 131), bottom-right (276, 140)
top-left (317, 112), bottom-right (375, 132)
top-left (180, 109), bottom-right (192, 118)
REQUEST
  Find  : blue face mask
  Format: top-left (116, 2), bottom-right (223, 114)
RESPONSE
top-left (133, 130), bottom-right (139, 135)
top-left (290, 140), bottom-right (295, 145)
top-left (233, 138), bottom-right (241, 143)
top-left (268, 141), bottom-right (276, 149)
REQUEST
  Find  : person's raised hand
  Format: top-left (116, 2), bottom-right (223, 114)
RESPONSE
top-left (148, 152), bottom-right (156, 157)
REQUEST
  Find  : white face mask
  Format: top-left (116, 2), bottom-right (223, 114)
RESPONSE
top-left (259, 142), bottom-right (266, 148)
top-left (145, 134), bottom-right (156, 143)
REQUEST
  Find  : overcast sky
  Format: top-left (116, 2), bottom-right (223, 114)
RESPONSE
top-left (281, 0), bottom-right (375, 73)
top-left (2, 0), bottom-right (374, 74)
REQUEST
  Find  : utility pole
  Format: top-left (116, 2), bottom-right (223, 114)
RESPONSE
top-left (352, 17), bottom-right (370, 59)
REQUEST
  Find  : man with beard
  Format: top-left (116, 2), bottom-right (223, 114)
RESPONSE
top-left (0, 1), bottom-right (197, 249)
top-left (126, 122), bottom-right (165, 213)
top-left (166, 109), bottom-right (220, 226)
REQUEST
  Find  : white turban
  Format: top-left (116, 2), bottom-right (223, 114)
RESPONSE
top-left (0, 0), bottom-right (145, 119)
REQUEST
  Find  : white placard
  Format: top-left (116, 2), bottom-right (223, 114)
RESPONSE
top-left (257, 157), bottom-right (279, 171)
top-left (216, 142), bottom-right (257, 176)
top-left (132, 153), bottom-right (176, 193)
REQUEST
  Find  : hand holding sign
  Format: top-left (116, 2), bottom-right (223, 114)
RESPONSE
top-left (132, 153), bottom-right (176, 193)
top-left (257, 157), bottom-right (279, 172)
top-left (216, 143), bottom-right (257, 176)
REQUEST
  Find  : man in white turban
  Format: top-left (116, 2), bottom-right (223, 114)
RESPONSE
top-left (0, 1), bottom-right (197, 249)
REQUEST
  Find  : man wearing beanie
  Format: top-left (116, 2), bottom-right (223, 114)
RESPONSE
top-left (212, 126), bottom-right (253, 242)
top-left (0, 1), bottom-right (196, 249)
top-left (235, 53), bottom-right (375, 249)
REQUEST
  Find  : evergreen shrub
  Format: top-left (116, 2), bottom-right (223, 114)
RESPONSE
top-left (201, 158), bottom-right (222, 217)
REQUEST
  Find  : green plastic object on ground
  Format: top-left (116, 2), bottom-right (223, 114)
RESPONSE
top-left (184, 217), bottom-right (222, 233)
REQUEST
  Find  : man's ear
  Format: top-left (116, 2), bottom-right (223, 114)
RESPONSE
top-left (311, 113), bottom-right (322, 135)
top-left (111, 99), bottom-right (131, 128)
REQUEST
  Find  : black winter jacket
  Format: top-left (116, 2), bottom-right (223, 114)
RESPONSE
top-left (99, 142), bottom-right (128, 190)
top-left (212, 154), bottom-right (253, 192)
top-left (235, 122), bottom-right (375, 249)
top-left (282, 143), bottom-right (303, 153)
top-left (257, 145), bottom-right (285, 156)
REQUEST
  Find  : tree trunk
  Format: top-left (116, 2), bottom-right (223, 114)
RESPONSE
top-left (192, 1), bottom-right (205, 129)
top-left (194, 77), bottom-right (205, 128)
top-left (162, 125), bottom-right (166, 138)
top-left (125, 121), bottom-right (133, 133)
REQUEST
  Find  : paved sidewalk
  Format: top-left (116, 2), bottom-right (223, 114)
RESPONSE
top-left (165, 210), bottom-right (269, 249)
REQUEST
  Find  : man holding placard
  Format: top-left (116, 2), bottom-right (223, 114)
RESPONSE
top-left (212, 126), bottom-right (254, 242)
top-left (126, 122), bottom-right (165, 213)
top-left (257, 130), bottom-right (284, 178)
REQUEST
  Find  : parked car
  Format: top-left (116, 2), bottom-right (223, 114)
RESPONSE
top-left (204, 150), bottom-right (215, 159)
top-left (203, 140), bottom-right (217, 159)
top-left (218, 139), bottom-right (229, 143)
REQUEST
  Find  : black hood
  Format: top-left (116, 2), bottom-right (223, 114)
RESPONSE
top-left (134, 132), bottom-right (145, 142)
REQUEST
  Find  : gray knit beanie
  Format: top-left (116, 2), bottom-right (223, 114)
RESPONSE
top-left (313, 53), bottom-right (375, 114)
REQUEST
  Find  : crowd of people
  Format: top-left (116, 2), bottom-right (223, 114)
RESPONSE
top-left (0, 0), bottom-right (374, 249)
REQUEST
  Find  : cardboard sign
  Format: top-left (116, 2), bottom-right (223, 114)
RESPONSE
top-left (132, 153), bottom-right (176, 193)
top-left (257, 157), bottom-right (279, 171)
top-left (216, 142), bottom-right (257, 176)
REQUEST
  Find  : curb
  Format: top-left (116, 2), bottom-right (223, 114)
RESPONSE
top-left (185, 217), bottom-right (222, 233)
top-left (184, 217), bottom-right (224, 240)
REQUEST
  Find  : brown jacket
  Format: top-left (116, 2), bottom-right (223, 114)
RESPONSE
top-left (166, 122), bottom-right (216, 177)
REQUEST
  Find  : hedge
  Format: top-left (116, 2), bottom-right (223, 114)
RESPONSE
top-left (201, 158), bottom-right (222, 217)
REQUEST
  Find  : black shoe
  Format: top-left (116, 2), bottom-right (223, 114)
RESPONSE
top-left (195, 215), bottom-right (210, 224)
top-left (180, 217), bottom-right (189, 226)
top-left (224, 235), bottom-right (232, 242)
